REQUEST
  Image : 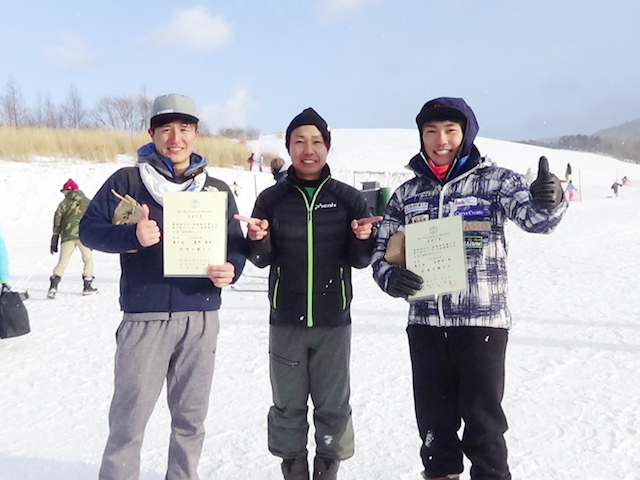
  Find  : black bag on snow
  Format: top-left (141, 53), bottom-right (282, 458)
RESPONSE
top-left (0, 286), bottom-right (30, 339)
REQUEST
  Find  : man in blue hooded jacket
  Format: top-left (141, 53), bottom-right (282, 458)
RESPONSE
top-left (372, 97), bottom-right (567, 480)
top-left (80, 93), bottom-right (246, 480)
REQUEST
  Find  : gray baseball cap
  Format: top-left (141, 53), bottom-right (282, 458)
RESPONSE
top-left (150, 93), bottom-right (199, 128)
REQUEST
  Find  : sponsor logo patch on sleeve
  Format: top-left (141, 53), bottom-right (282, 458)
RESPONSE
top-left (404, 202), bottom-right (432, 214)
top-left (454, 197), bottom-right (479, 207)
top-left (463, 220), bottom-right (491, 232)
top-left (464, 236), bottom-right (484, 249)
top-left (455, 207), bottom-right (486, 218)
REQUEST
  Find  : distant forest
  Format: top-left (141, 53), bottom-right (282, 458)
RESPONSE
top-left (520, 134), bottom-right (640, 165)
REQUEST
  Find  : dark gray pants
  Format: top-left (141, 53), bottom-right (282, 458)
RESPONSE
top-left (268, 324), bottom-right (354, 461)
top-left (99, 311), bottom-right (219, 480)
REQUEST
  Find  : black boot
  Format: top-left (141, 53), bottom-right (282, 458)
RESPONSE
top-left (313, 457), bottom-right (339, 480)
top-left (421, 472), bottom-right (460, 480)
top-left (281, 457), bottom-right (309, 480)
top-left (82, 276), bottom-right (98, 296)
top-left (47, 275), bottom-right (61, 299)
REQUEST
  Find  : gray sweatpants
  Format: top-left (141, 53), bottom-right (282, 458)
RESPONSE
top-left (268, 324), bottom-right (354, 461)
top-left (99, 311), bottom-right (220, 480)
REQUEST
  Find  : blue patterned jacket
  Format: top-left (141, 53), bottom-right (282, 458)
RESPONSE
top-left (372, 155), bottom-right (568, 329)
top-left (372, 97), bottom-right (567, 329)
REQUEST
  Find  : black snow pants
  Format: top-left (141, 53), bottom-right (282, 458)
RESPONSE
top-left (407, 324), bottom-right (511, 480)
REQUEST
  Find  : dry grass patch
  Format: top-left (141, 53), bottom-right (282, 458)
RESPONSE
top-left (0, 127), bottom-right (251, 168)
top-left (196, 136), bottom-right (251, 169)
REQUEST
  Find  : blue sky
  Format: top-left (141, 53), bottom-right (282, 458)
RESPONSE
top-left (2, 0), bottom-right (640, 141)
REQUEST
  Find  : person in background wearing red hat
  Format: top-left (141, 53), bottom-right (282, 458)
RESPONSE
top-left (48, 179), bottom-right (97, 299)
top-left (372, 97), bottom-right (567, 480)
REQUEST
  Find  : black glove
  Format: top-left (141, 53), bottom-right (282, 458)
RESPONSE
top-left (386, 267), bottom-right (423, 298)
top-left (530, 156), bottom-right (563, 210)
top-left (50, 234), bottom-right (59, 254)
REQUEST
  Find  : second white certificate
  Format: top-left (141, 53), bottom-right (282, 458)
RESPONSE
top-left (405, 215), bottom-right (468, 301)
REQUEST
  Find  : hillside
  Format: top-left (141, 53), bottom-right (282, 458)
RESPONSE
top-left (594, 118), bottom-right (640, 140)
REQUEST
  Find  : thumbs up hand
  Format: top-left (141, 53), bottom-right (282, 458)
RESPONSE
top-left (136, 204), bottom-right (161, 247)
top-left (530, 156), bottom-right (563, 210)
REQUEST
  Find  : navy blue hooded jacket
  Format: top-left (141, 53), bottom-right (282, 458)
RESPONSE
top-left (79, 145), bottom-right (246, 313)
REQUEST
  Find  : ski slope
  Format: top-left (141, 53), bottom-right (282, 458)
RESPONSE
top-left (1, 129), bottom-right (639, 479)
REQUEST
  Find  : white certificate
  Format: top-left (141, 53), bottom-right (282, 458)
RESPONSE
top-left (163, 191), bottom-right (227, 277)
top-left (405, 215), bottom-right (468, 301)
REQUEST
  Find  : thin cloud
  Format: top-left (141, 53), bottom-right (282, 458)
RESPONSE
top-left (314, 0), bottom-right (370, 22)
top-left (42, 31), bottom-right (100, 72)
top-left (199, 87), bottom-right (258, 133)
top-left (148, 6), bottom-right (233, 51)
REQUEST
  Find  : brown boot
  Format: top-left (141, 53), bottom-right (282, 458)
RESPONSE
top-left (281, 457), bottom-right (309, 480)
top-left (313, 457), bottom-right (340, 480)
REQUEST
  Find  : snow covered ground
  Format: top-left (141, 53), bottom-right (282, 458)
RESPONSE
top-left (1, 129), bottom-right (639, 479)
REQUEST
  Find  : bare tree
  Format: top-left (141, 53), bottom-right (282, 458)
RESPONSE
top-left (31, 92), bottom-right (63, 128)
top-left (93, 93), bottom-right (148, 132)
top-left (135, 86), bottom-right (153, 131)
top-left (62, 84), bottom-right (87, 129)
top-left (93, 96), bottom-right (118, 130)
top-left (31, 93), bottom-right (46, 127)
top-left (43, 94), bottom-right (62, 128)
top-left (1, 76), bottom-right (29, 127)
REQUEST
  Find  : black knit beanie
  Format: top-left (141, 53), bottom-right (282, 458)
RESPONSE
top-left (285, 108), bottom-right (331, 149)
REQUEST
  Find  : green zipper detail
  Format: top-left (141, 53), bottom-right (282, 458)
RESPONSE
top-left (340, 266), bottom-right (346, 310)
top-left (272, 266), bottom-right (281, 309)
top-left (296, 177), bottom-right (330, 327)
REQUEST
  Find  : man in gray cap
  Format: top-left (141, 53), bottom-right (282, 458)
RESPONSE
top-left (80, 93), bottom-right (246, 480)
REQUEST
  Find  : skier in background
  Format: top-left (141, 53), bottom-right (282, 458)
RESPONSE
top-left (48, 179), bottom-right (97, 299)
top-left (565, 180), bottom-right (578, 201)
top-left (611, 181), bottom-right (622, 197)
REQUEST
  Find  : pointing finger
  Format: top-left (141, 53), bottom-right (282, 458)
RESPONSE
top-left (354, 216), bottom-right (384, 227)
top-left (234, 214), bottom-right (262, 226)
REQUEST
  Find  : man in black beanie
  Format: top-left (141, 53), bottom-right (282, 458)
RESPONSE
top-left (236, 107), bottom-right (381, 480)
top-left (285, 107), bottom-right (332, 150)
